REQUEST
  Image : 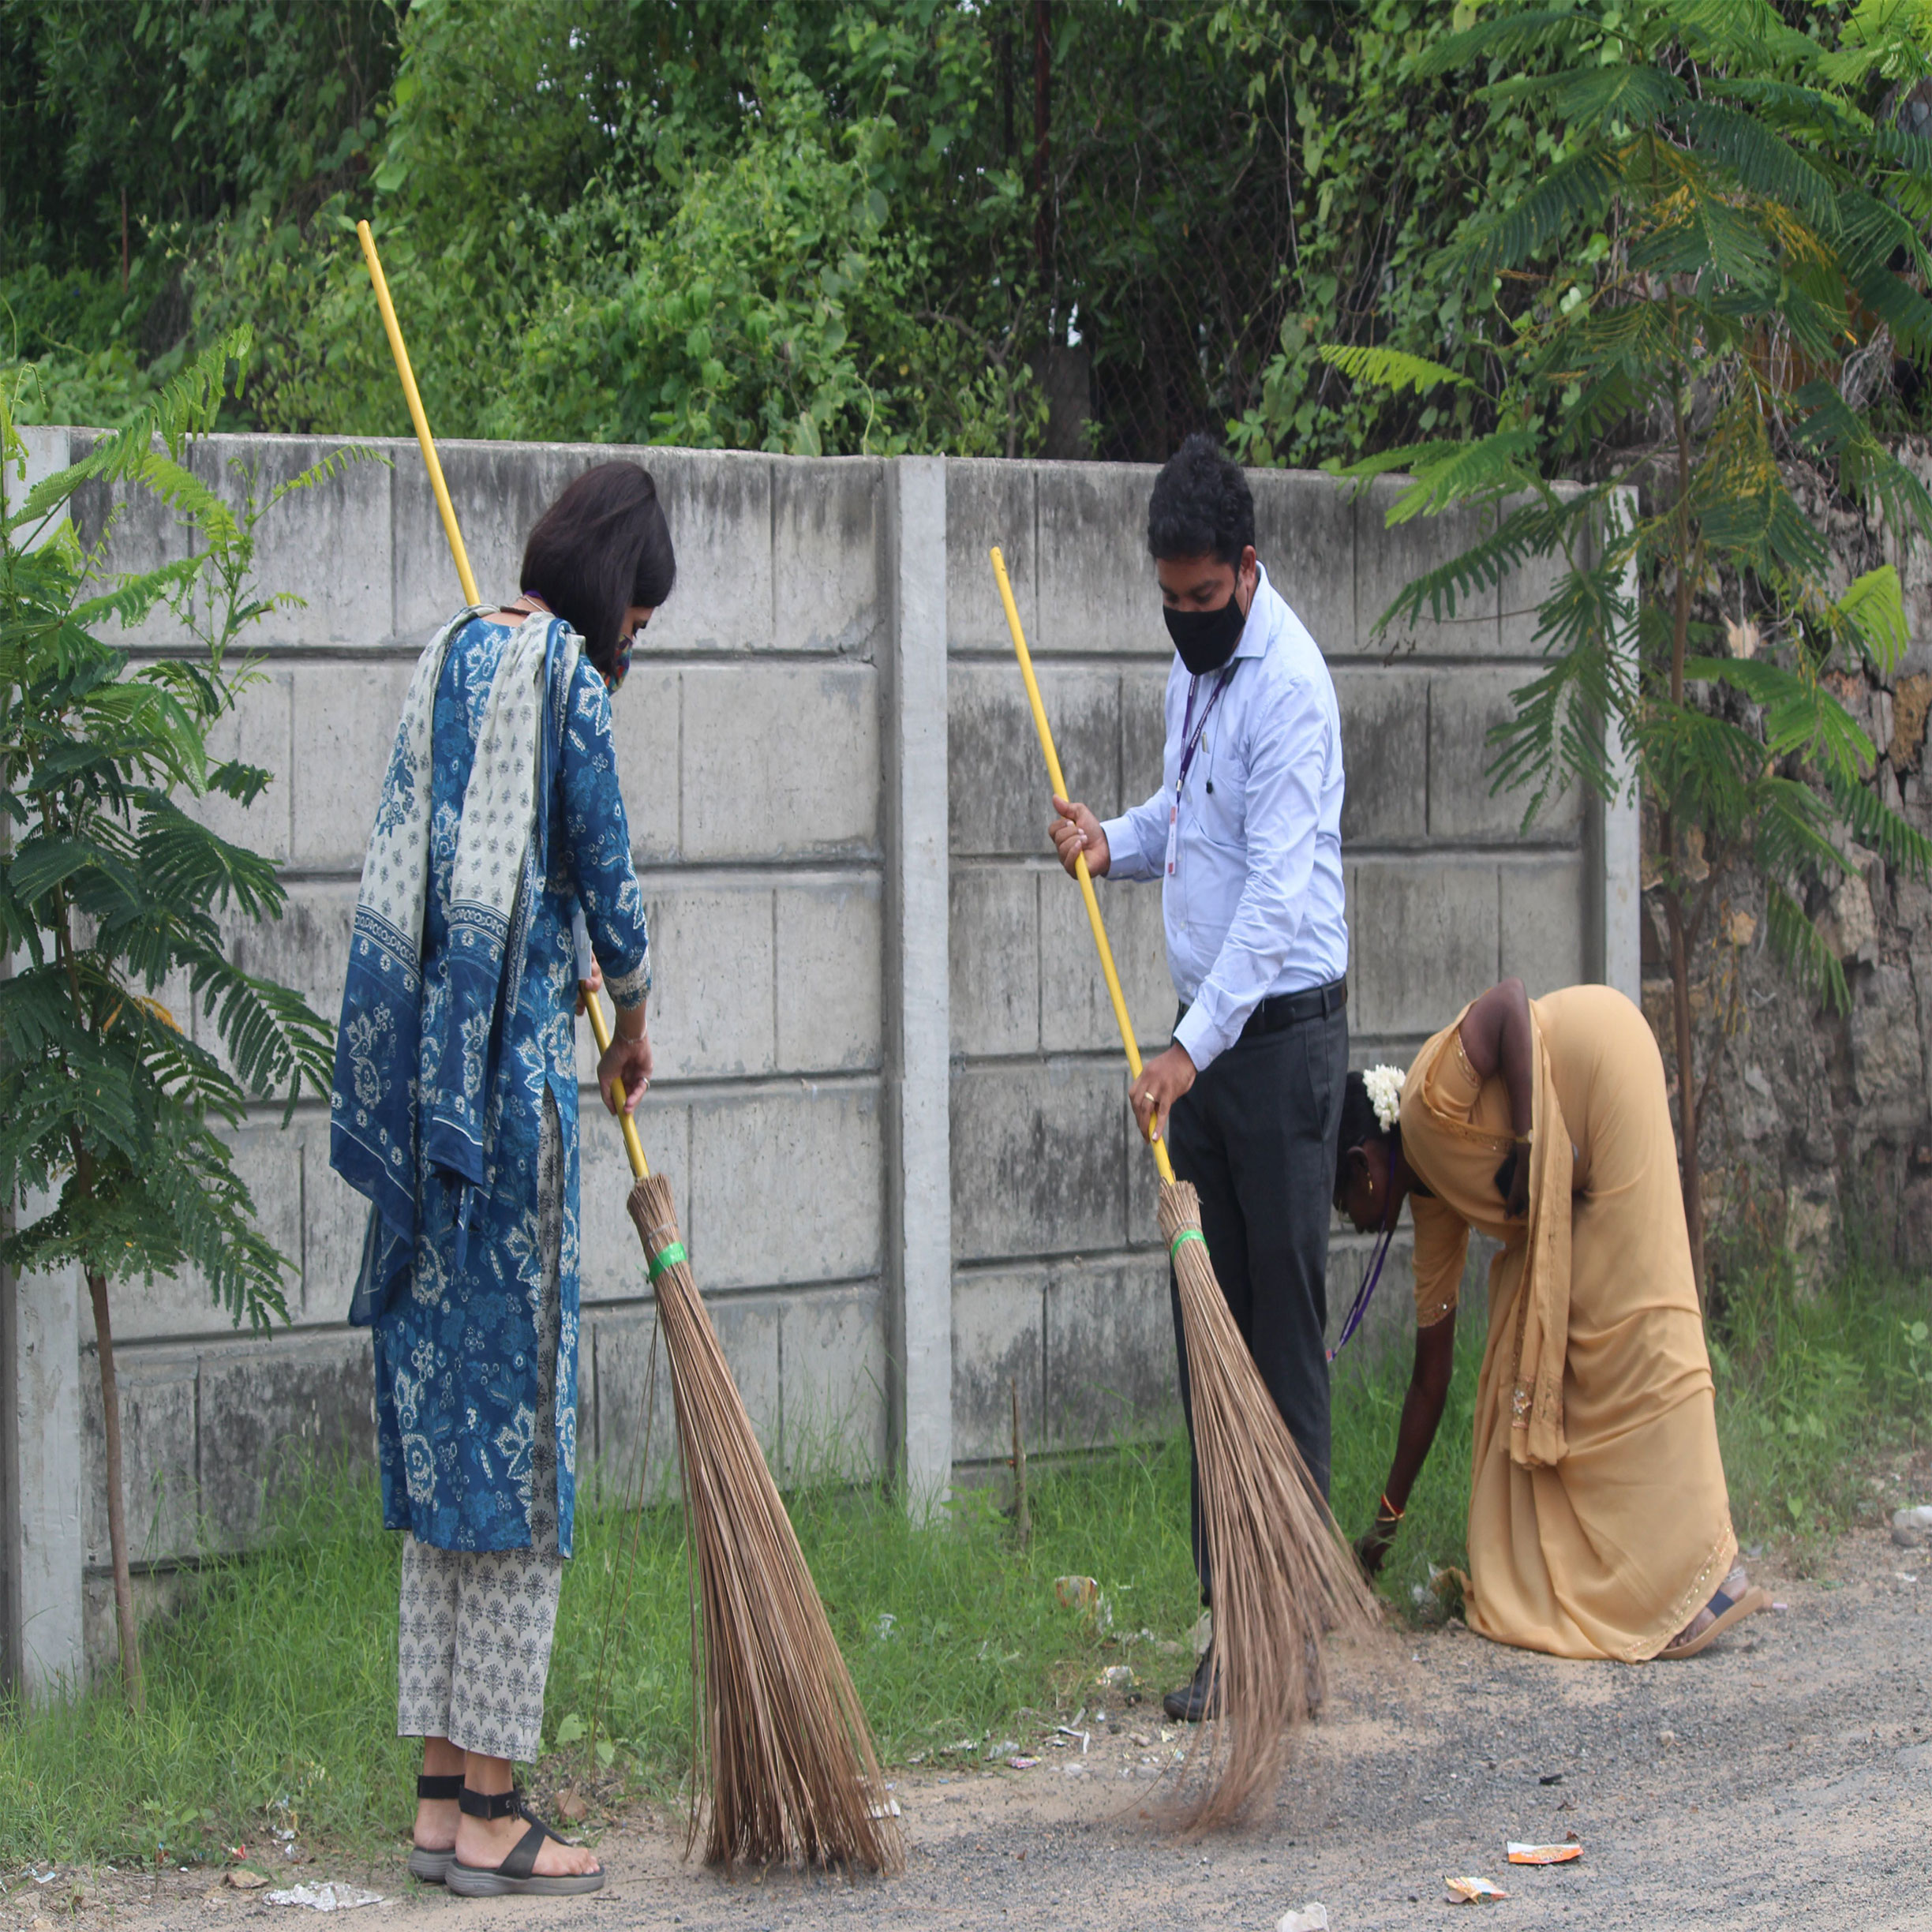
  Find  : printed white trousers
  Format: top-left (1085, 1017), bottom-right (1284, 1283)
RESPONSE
top-left (396, 1097), bottom-right (566, 1762)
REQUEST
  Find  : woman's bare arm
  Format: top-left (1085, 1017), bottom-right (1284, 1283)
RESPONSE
top-left (1356, 1309), bottom-right (1458, 1578)
top-left (1458, 976), bottom-right (1533, 1139)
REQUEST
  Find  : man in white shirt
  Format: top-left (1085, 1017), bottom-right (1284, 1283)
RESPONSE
top-left (1050, 435), bottom-right (1349, 1723)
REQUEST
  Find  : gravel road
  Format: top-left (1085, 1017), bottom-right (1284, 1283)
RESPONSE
top-left (13, 1521), bottom-right (1930, 1932)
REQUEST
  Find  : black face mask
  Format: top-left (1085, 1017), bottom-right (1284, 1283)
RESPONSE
top-left (1163, 589), bottom-right (1247, 676)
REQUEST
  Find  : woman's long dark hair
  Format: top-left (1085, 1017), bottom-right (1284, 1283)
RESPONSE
top-left (521, 461), bottom-right (676, 680)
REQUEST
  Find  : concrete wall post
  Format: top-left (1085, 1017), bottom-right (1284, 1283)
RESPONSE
top-left (1603, 487), bottom-right (1644, 1004)
top-left (883, 458), bottom-right (953, 1511)
top-left (5, 1259), bottom-right (84, 1697)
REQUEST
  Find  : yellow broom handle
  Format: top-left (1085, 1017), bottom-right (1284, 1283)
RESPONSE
top-left (357, 217), bottom-right (648, 1183)
top-left (990, 546), bottom-right (1176, 1186)
top-left (357, 220), bottom-right (481, 608)
top-left (582, 994), bottom-right (650, 1180)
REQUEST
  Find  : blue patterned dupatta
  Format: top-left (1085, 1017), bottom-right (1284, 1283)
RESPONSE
top-left (331, 610), bottom-right (582, 1324)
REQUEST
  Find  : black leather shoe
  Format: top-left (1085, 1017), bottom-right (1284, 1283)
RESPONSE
top-left (1162, 1653), bottom-right (1217, 1724)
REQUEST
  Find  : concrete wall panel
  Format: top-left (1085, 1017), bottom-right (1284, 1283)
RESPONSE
top-left (4, 434), bottom-right (1633, 1680)
top-left (681, 664), bottom-right (878, 861)
top-left (1035, 463), bottom-right (1163, 655)
top-left (1350, 859), bottom-right (1500, 1036)
top-left (775, 877), bottom-right (882, 1074)
top-left (1428, 668), bottom-right (1581, 843)
top-left (949, 864), bottom-right (1039, 1058)
top-left (1333, 667), bottom-right (1428, 845)
top-left (781, 1286), bottom-right (888, 1479)
top-left (687, 1086), bottom-right (882, 1291)
top-left (773, 459), bottom-right (885, 657)
top-left (949, 664), bottom-right (1119, 855)
top-left (949, 1061), bottom-right (1125, 1263)
top-left (950, 1271), bottom-right (1043, 1464)
top-left (945, 461), bottom-right (1035, 654)
top-left (1254, 470), bottom-right (1358, 653)
top-left (1350, 477), bottom-right (1499, 660)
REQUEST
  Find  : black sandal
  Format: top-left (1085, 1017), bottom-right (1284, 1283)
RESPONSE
top-left (407, 1774), bottom-right (463, 1884)
top-left (445, 1786), bottom-right (605, 1897)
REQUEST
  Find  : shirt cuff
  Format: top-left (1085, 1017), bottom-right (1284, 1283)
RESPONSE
top-left (1099, 813), bottom-right (1155, 882)
top-left (1172, 1000), bottom-right (1227, 1073)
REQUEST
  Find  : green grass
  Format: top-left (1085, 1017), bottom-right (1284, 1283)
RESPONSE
top-left (3, 1259), bottom-right (1924, 1868)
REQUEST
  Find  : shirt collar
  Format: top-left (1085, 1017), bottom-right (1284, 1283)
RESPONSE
top-left (1230, 562), bottom-right (1279, 662)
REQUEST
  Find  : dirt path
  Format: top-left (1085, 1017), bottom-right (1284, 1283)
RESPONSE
top-left (13, 1525), bottom-right (1930, 1932)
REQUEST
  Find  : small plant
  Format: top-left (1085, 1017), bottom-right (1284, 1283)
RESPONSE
top-left (0, 328), bottom-right (342, 1706)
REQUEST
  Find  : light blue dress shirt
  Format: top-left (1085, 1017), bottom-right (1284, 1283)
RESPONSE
top-left (1099, 564), bottom-right (1348, 1071)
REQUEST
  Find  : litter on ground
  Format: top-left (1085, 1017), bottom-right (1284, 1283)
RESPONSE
top-left (1445, 1874), bottom-right (1510, 1903)
top-left (1507, 1840), bottom-right (1582, 1865)
top-left (264, 1885), bottom-right (383, 1912)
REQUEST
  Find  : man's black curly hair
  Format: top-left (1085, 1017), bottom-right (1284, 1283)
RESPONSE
top-left (1146, 432), bottom-right (1255, 567)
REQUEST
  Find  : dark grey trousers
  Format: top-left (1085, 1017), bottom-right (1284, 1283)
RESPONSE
top-left (1166, 1005), bottom-right (1348, 1603)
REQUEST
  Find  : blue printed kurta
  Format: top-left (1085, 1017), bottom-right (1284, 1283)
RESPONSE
top-left (367, 616), bottom-right (650, 1557)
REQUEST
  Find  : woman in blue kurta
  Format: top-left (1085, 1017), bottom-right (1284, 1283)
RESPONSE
top-left (331, 462), bottom-right (667, 1896)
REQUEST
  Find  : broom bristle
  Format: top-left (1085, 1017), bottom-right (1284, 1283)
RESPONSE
top-left (1157, 1178), bottom-right (1380, 1833)
top-left (627, 1174), bottom-right (903, 1874)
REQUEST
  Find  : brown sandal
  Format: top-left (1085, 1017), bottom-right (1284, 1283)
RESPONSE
top-left (1660, 1576), bottom-right (1771, 1658)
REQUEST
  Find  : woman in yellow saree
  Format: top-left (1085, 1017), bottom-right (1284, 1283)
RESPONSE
top-left (1335, 977), bottom-right (1769, 1661)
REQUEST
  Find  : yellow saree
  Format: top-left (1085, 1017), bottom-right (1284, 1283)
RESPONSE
top-left (1399, 984), bottom-right (1736, 1662)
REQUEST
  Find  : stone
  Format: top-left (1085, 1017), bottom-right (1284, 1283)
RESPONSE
top-left (1852, 965), bottom-right (1926, 1133)
top-left (1818, 860), bottom-right (1878, 962)
top-left (1783, 1191), bottom-right (1839, 1294)
top-left (1892, 673), bottom-right (1932, 769)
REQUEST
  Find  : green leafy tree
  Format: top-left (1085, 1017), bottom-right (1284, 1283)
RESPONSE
top-left (1321, 0), bottom-right (1932, 1290)
top-left (1, 331), bottom-right (338, 1704)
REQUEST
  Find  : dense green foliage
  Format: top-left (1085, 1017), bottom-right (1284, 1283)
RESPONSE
top-left (3, 0), bottom-right (1613, 464)
top-left (1321, 0), bottom-right (1932, 1276)
top-left (0, 334), bottom-right (334, 1320)
top-left (3, 1254), bottom-right (1923, 1865)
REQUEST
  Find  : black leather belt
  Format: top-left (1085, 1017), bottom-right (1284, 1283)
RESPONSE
top-left (1175, 977), bottom-right (1347, 1043)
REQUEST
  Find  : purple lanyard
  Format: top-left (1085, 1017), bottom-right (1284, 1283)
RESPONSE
top-left (1327, 1189), bottom-right (1396, 1363)
top-left (1176, 665), bottom-right (1236, 802)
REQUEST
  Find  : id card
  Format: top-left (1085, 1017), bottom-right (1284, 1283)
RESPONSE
top-left (1165, 803), bottom-right (1178, 877)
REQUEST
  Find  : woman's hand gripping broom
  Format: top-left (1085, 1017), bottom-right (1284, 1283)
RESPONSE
top-left (357, 222), bottom-right (901, 1876)
top-left (989, 546), bottom-right (1377, 1834)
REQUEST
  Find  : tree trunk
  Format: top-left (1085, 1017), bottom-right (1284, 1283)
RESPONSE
top-left (87, 1269), bottom-right (143, 1712)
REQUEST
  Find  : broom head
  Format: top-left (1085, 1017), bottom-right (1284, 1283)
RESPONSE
top-left (627, 1172), bottom-right (903, 1874)
top-left (1157, 1178), bottom-right (1380, 1833)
